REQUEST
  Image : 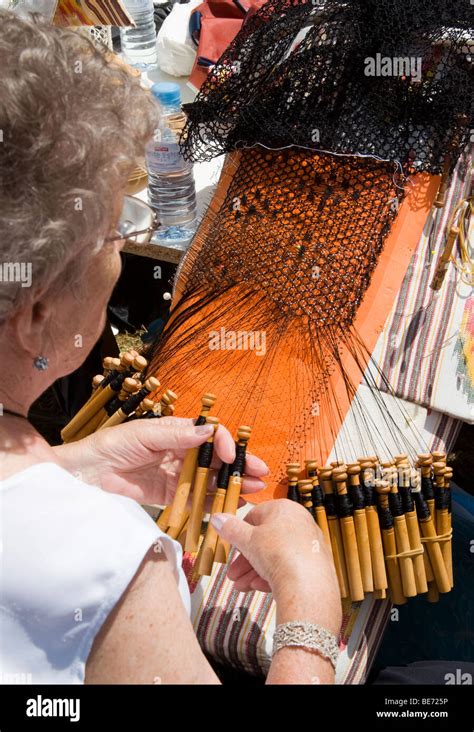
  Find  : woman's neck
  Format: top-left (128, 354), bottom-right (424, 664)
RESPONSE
top-left (0, 415), bottom-right (59, 481)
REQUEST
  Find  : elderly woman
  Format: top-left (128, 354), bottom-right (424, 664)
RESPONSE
top-left (0, 11), bottom-right (341, 685)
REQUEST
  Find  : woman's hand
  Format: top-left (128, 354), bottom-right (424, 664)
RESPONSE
top-left (211, 499), bottom-right (342, 636)
top-left (54, 416), bottom-right (268, 506)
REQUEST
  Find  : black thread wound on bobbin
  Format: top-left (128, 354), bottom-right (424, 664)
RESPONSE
top-left (388, 490), bottom-right (403, 518)
top-left (335, 492), bottom-right (352, 519)
top-left (349, 483), bottom-right (365, 511)
top-left (198, 440), bottom-right (214, 469)
top-left (412, 490), bottom-right (431, 521)
top-left (217, 462), bottom-right (231, 490)
top-left (377, 503), bottom-right (394, 530)
top-left (231, 441), bottom-right (247, 477)
top-left (421, 476), bottom-right (435, 502)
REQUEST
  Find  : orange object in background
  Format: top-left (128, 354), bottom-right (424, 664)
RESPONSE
top-left (188, 0), bottom-right (268, 91)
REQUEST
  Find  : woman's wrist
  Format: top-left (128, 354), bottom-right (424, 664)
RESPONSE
top-left (272, 565), bottom-right (342, 636)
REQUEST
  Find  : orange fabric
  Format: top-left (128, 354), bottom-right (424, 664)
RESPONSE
top-left (152, 152), bottom-right (439, 499)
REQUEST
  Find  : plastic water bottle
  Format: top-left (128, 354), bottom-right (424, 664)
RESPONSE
top-left (146, 82), bottom-right (197, 246)
top-left (120, 0), bottom-right (158, 71)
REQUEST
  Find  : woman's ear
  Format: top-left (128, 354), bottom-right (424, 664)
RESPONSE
top-left (9, 297), bottom-right (53, 359)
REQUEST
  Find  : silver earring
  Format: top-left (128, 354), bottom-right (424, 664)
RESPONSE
top-left (33, 356), bottom-right (49, 371)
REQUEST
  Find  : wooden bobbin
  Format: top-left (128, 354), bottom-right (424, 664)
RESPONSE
top-left (410, 468), bottom-right (435, 585)
top-left (215, 426), bottom-right (252, 563)
top-left (92, 374), bottom-right (105, 391)
top-left (398, 463), bottom-right (428, 595)
top-left (359, 460), bottom-right (388, 595)
top-left (305, 460), bottom-right (318, 475)
top-left (286, 463), bottom-right (302, 502)
top-left (70, 375), bottom-right (135, 441)
top-left (444, 466), bottom-right (454, 588)
top-left (108, 356), bottom-right (121, 372)
top-left (417, 453), bottom-right (436, 525)
top-left (185, 417), bottom-right (220, 553)
top-left (118, 352), bottom-right (135, 372)
top-left (67, 407), bottom-right (106, 442)
top-left (134, 397), bottom-right (154, 418)
top-left (393, 454), bottom-right (409, 466)
top-left (177, 516), bottom-right (191, 550)
top-left (375, 481), bottom-right (406, 605)
top-left (333, 467), bottom-right (365, 602)
top-left (118, 377), bottom-right (140, 401)
top-left (157, 505), bottom-right (172, 531)
top-left (298, 479), bottom-right (314, 512)
top-left (61, 381), bottom-right (118, 441)
top-left (102, 356), bottom-right (115, 376)
top-left (160, 389), bottom-right (178, 416)
top-left (305, 460), bottom-right (332, 553)
top-left (319, 467), bottom-right (349, 599)
top-left (98, 376), bottom-right (159, 430)
top-left (389, 482), bottom-right (417, 598)
top-left (73, 372), bottom-right (104, 429)
top-left (413, 487), bottom-right (451, 594)
top-left (61, 353), bottom-right (140, 441)
top-left (131, 355), bottom-right (148, 380)
top-left (197, 459), bottom-right (234, 577)
top-left (167, 393), bottom-right (217, 530)
top-left (426, 582), bottom-right (440, 603)
top-left (365, 456), bottom-right (379, 466)
top-left (83, 356), bottom-right (120, 407)
top-left (196, 489), bottom-right (227, 576)
top-left (433, 462), bottom-right (452, 590)
top-left (167, 510), bottom-right (190, 540)
top-left (347, 463), bottom-right (373, 593)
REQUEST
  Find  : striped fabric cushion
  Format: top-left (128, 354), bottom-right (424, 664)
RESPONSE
top-left (372, 148), bottom-right (473, 423)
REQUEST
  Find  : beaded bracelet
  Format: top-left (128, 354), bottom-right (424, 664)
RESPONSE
top-left (272, 621), bottom-right (339, 671)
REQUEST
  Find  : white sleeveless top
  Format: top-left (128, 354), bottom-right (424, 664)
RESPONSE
top-left (0, 462), bottom-right (190, 684)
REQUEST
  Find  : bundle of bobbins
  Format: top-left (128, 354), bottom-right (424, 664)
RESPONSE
top-left (60, 375), bottom-right (455, 596)
top-left (157, 393), bottom-right (252, 577)
top-left (60, 349), bottom-right (178, 443)
top-left (288, 453), bottom-right (454, 605)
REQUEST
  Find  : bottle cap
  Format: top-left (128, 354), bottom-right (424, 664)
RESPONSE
top-left (151, 82), bottom-right (181, 108)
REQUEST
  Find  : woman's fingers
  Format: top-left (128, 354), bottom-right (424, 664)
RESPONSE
top-left (135, 416), bottom-right (269, 479)
top-left (249, 577), bottom-right (271, 593)
top-left (227, 551), bottom-right (253, 580)
top-left (240, 476), bottom-right (266, 494)
top-left (204, 470), bottom-right (266, 496)
top-left (212, 424), bottom-right (236, 464)
top-left (244, 452), bottom-right (269, 477)
top-left (228, 549), bottom-right (271, 593)
top-left (129, 418), bottom-right (213, 452)
top-left (209, 450), bottom-right (269, 477)
top-left (231, 568), bottom-right (261, 593)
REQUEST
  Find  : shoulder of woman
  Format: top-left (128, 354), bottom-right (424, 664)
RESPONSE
top-left (1, 462), bottom-right (188, 683)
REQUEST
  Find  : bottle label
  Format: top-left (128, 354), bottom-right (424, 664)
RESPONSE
top-left (147, 143), bottom-right (187, 174)
top-left (124, 0), bottom-right (153, 11)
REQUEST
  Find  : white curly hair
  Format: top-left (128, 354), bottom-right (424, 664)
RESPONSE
top-left (0, 10), bottom-right (159, 323)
